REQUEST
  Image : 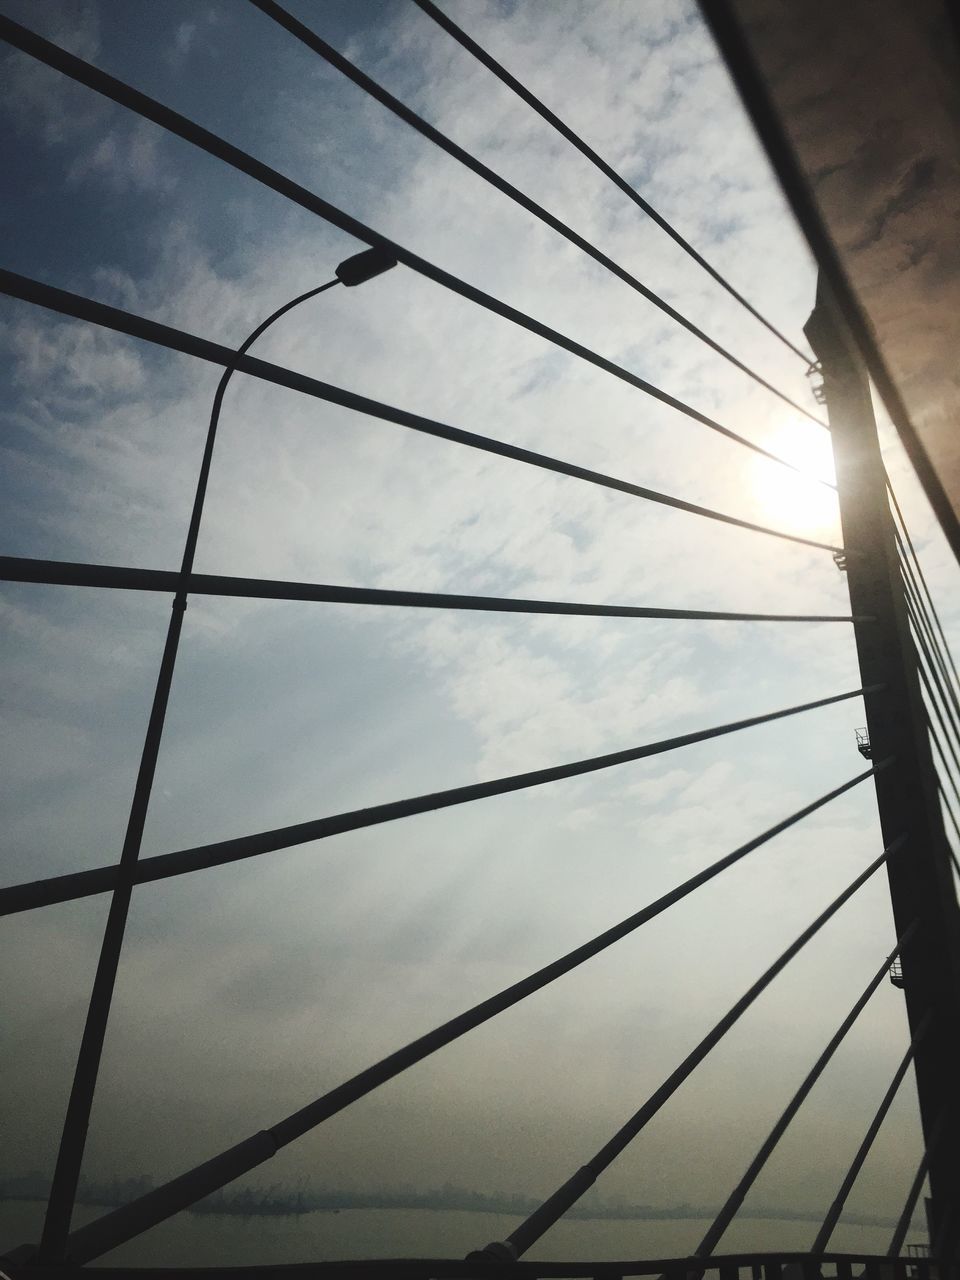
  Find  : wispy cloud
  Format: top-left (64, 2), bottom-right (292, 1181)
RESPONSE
top-left (0, 0), bottom-right (946, 1266)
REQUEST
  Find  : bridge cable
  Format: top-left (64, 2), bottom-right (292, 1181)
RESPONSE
top-left (887, 1109), bottom-right (945, 1259)
top-left (0, 269), bottom-right (845, 557)
top-left (409, 0), bottom-right (813, 366)
top-left (36, 271), bottom-right (352, 1263)
top-left (928, 741), bottom-right (960, 875)
top-left (936, 784), bottom-right (960, 880)
top-left (910, 621), bottom-right (960, 794)
top-left (895, 534), bottom-right (960, 718)
top-left (900, 563), bottom-right (960, 730)
top-left (0, 16), bottom-right (833, 485)
top-left (888, 481), bottom-right (960, 692)
top-left (477, 837), bottom-right (907, 1261)
top-left (904, 598), bottom-right (960, 805)
top-left (0, 555), bottom-right (873, 625)
top-left (28, 770), bottom-right (887, 1265)
top-left (249, 0), bottom-right (825, 428)
top-left (0, 693), bottom-right (883, 920)
top-left (810, 1011), bottom-right (932, 1254)
top-left (695, 923), bottom-right (918, 1258)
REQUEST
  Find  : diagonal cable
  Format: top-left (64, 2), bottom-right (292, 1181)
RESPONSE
top-left (0, 555), bottom-right (873, 624)
top-left (479, 836), bottom-right (907, 1260)
top-left (908, 607), bottom-right (960, 780)
top-left (36, 275), bottom-right (348, 1262)
top-left (0, 690), bottom-right (883, 918)
top-left (695, 923), bottom-right (917, 1257)
top-left (410, 0), bottom-right (812, 364)
top-left (28, 765), bottom-right (886, 1265)
top-left (250, 0), bottom-right (825, 427)
top-left (811, 1012), bottom-right (932, 1254)
top-left (0, 269), bottom-right (847, 555)
top-left (888, 482), bottom-right (960, 692)
top-left (887, 1109), bottom-right (944, 1258)
top-left (0, 16), bottom-right (834, 484)
top-left (896, 538), bottom-right (960, 725)
top-left (936, 782), bottom-right (960, 879)
top-left (900, 561), bottom-right (960, 729)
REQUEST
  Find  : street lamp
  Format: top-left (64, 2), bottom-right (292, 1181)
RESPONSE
top-left (36, 242), bottom-right (399, 1263)
top-left (203, 244), bottom-right (398, 500)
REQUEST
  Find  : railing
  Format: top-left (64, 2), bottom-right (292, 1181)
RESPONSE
top-left (6, 1253), bottom-right (960, 1280)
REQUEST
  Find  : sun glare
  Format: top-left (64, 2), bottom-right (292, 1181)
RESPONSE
top-left (752, 421), bottom-right (839, 537)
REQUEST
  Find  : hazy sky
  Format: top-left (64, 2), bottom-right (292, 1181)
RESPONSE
top-left (2, 0), bottom-right (959, 1266)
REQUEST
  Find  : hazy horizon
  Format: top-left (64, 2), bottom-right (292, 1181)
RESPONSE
top-left (2, 0), bottom-right (957, 1267)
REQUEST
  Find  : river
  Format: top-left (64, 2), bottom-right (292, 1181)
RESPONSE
top-left (0, 1200), bottom-right (903, 1267)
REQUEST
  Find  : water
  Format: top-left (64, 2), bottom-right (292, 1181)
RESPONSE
top-left (0, 1200), bottom-right (898, 1267)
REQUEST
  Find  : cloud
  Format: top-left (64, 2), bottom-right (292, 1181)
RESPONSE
top-left (66, 118), bottom-right (174, 193)
top-left (0, 0), bottom-right (947, 1266)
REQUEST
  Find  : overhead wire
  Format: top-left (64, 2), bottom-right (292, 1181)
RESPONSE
top-left (0, 16), bottom-right (834, 487)
top-left (409, 0), bottom-right (813, 365)
top-left (249, 0), bottom-right (826, 427)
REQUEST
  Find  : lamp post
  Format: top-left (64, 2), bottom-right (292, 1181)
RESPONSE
top-left (37, 245), bottom-right (397, 1264)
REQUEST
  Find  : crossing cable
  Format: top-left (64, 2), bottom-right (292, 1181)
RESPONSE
top-left (887, 1109), bottom-right (945, 1258)
top-left (898, 573), bottom-right (960, 878)
top-left (900, 563), bottom-right (960, 731)
top-left (0, 15), bottom-right (834, 485)
top-left (249, 0), bottom-right (825, 428)
top-left (900, 565), bottom-right (960, 749)
top-left (34, 260), bottom-right (398, 1263)
top-left (939, 782), bottom-right (960, 849)
top-left (928, 736), bottom-right (960, 861)
top-left (410, 0), bottom-right (812, 366)
top-left (900, 593), bottom-right (960, 873)
top-left (810, 1011), bottom-right (932, 1255)
top-left (936, 783), bottom-right (960, 880)
top-left (0, 554), bottom-right (874, 625)
top-left (0, 269), bottom-right (847, 557)
top-left (896, 559), bottom-right (960, 793)
top-left (889, 482), bottom-right (960, 693)
top-left (472, 836), bottom-right (908, 1261)
top-left (904, 596), bottom-right (960, 810)
top-left (895, 529), bottom-right (960, 718)
top-left (931, 753), bottom-right (960, 881)
top-left (914, 651), bottom-right (960, 810)
top-left (906, 603), bottom-right (960, 783)
top-left (694, 923), bottom-right (917, 1258)
top-left (25, 766), bottom-right (890, 1265)
top-left (0, 693), bottom-right (884, 919)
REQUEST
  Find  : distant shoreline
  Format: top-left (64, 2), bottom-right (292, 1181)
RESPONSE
top-left (0, 1191), bottom-right (912, 1230)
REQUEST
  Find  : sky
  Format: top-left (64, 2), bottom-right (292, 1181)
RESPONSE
top-left (2, 0), bottom-right (960, 1267)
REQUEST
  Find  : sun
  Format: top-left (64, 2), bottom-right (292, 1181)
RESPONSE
top-left (752, 421), bottom-right (839, 537)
